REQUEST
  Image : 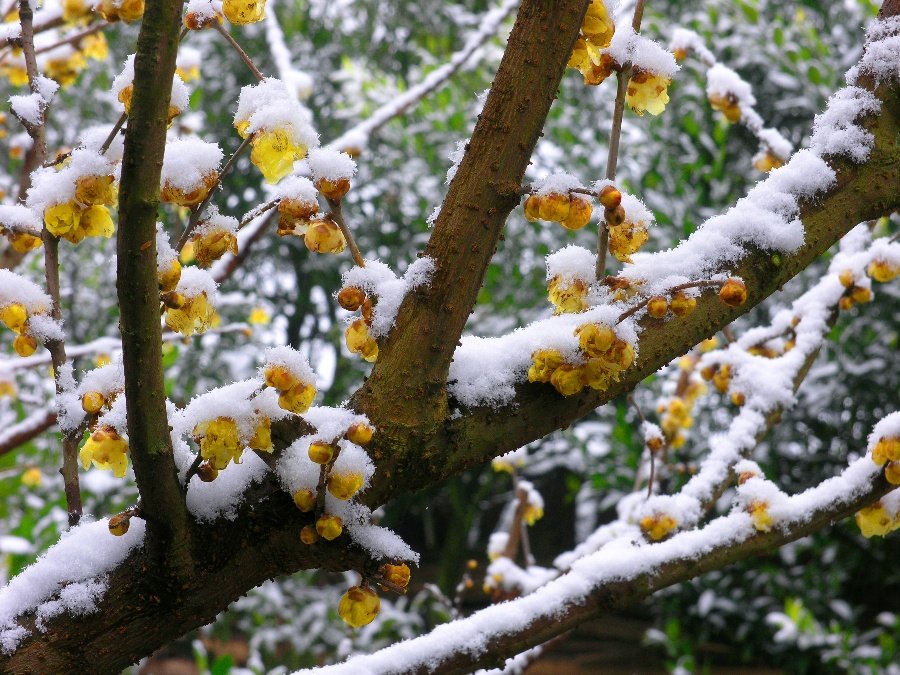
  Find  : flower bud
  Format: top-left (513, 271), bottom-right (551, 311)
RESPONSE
top-left (300, 524), bottom-right (319, 545)
top-left (647, 296), bottom-right (668, 319)
top-left (308, 441), bottom-right (334, 464)
top-left (293, 488), bottom-right (317, 511)
top-left (347, 421), bottom-right (374, 445)
top-left (338, 585), bottom-right (380, 627)
top-left (14, 334), bottom-right (37, 358)
top-left (316, 513), bottom-right (343, 540)
top-left (108, 513), bottom-right (130, 537)
top-left (337, 286), bottom-right (366, 312)
top-left (598, 185), bottom-right (621, 209)
top-left (523, 195), bottom-right (542, 222)
top-left (82, 391), bottom-right (105, 415)
top-left (315, 177), bottom-right (351, 200)
top-left (718, 278), bottom-right (747, 308)
top-left (670, 291), bottom-right (696, 317)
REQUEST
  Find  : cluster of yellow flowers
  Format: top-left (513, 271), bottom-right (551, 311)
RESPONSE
top-left (43, 173), bottom-right (117, 245)
top-left (838, 255), bottom-right (899, 311)
top-left (547, 274), bottom-right (590, 314)
top-left (601, 187), bottom-right (650, 264)
top-left (162, 268), bottom-right (217, 337)
top-left (657, 387), bottom-right (704, 450)
top-left (338, 286), bottom-right (379, 362)
top-left (96, 0), bottom-right (145, 23)
top-left (191, 212), bottom-right (239, 268)
top-left (871, 435), bottom-right (900, 486)
top-left (524, 191), bottom-right (593, 231)
top-left (626, 69), bottom-right (672, 117)
top-left (192, 413), bottom-right (272, 477)
top-left (0, 302), bottom-right (46, 357)
top-left (567, 0), bottom-right (615, 85)
top-left (856, 500), bottom-right (900, 538)
top-left (264, 362), bottom-right (316, 414)
top-left (528, 322), bottom-right (635, 396)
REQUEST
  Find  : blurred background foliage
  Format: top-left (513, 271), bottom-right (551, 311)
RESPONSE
top-left (1, 0), bottom-right (899, 671)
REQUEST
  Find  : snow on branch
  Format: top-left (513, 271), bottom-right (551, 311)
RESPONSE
top-left (0, 518), bottom-right (146, 654)
top-left (294, 448), bottom-right (889, 674)
top-left (669, 27), bottom-right (794, 170)
top-left (327, 0), bottom-right (521, 153)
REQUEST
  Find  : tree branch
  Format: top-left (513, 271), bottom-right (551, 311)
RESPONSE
top-left (116, 0), bottom-right (191, 541)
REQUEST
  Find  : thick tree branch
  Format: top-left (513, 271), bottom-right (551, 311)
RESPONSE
top-left (116, 0), bottom-right (190, 539)
top-left (355, 0), bottom-right (591, 432)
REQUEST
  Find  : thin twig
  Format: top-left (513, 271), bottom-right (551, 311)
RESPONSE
top-left (596, 0), bottom-right (647, 281)
top-left (34, 21), bottom-right (108, 54)
top-left (177, 134), bottom-right (254, 251)
top-left (616, 278), bottom-right (723, 324)
top-left (100, 113), bottom-right (127, 156)
top-left (326, 197), bottom-right (366, 268)
top-left (212, 21), bottom-right (265, 81)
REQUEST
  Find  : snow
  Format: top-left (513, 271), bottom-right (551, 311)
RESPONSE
top-left (808, 87), bottom-right (881, 162)
top-left (846, 16), bottom-right (900, 85)
top-left (0, 518), bottom-right (146, 654)
top-left (276, 175), bottom-right (319, 204)
top-left (175, 266), bottom-right (218, 301)
top-left (706, 64), bottom-right (756, 107)
top-left (264, 345), bottom-right (316, 385)
top-left (606, 26), bottom-right (679, 78)
top-left (193, 206), bottom-right (239, 238)
top-left (0, 205), bottom-right (41, 235)
top-left (235, 78), bottom-right (318, 148)
top-left (668, 27), bottom-right (716, 66)
top-left (345, 523), bottom-right (419, 564)
top-left (868, 412), bottom-right (900, 452)
top-left (533, 172), bottom-right (583, 197)
top-left (307, 148), bottom-right (356, 183)
top-left (341, 257), bottom-right (436, 339)
top-left (187, 451), bottom-right (271, 521)
top-left (160, 138), bottom-right (223, 192)
top-left (0, 270), bottom-right (54, 314)
top-left (545, 245), bottom-right (594, 283)
top-left (27, 148), bottom-right (115, 211)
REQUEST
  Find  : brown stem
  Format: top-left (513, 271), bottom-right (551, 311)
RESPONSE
top-left (213, 210), bottom-right (277, 284)
top-left (34, 21), bottom-right (108, 54)
top-left (326, 197), bottom-right (366, 268)
top-left (0, 408), bottom-right (56, 457)
top-left (212, 21), bottom-right (265, 81)
top-left (116, 0), bottom-right (192, 545)
top-left (177, 133), bottom-right (253, 251)
top-left (41, 235), bottom-right (82, 526)
top-left (616, 278), bottom-right (724, 323)
top-left (597, 0), bottom-right (647, 281)
top-left (100, 113), bottom-right (127, 156)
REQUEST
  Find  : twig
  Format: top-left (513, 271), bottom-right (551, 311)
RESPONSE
top-left (616, 278), bottom-right (723, 324)
top-left (212, 211), bottom-right (278, 284)
top-left (326, 197), bottom-right (366, 268)
top-left (628, 395), bottom-right (656, 497)
top-left (212, 21), bottom-right (264, 81)
top-left (177, 133), bottom-right (254, 251)
top-left (100, 113), bottom-right (127, 156)
top-left (596, 0), bottom-right (647, 281)
top-left (42, 236), bottom-right (83, 527)
top-left (0, 407), bottom-right (56, 457)
top-left (34, 21), bottom-right (108, 54)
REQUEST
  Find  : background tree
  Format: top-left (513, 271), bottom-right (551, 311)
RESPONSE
top-left (0, 0), bottom-right (899, 673)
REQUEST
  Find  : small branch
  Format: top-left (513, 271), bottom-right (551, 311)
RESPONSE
top-left (177, 134), bottom-right (254, 251)
top-left (0, 407), bottom-right (56, 457)
top-left (212, 21), bottom-right (265, 81)
top-left (212, 211), bottom-right (278, 284)
top-left (100, 113), bottom-right (127, 156)
top-left (616, 278), bottom-right (723, 323)
top-left (41, 235), bottom-right (82, 527)
top-left (33, 21), bottom-right (108, 54)
top-left (596, 0), bottom-right (647, 281)
top-left (326, 197), bottom-right (366, 268)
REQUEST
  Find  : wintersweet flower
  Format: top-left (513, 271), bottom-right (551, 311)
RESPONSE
top-left (338, 586), bottom-right (380, 627)
top-left (194, 417), bottom-right (242, 471)
top-left (250, 128), bottom-right (307, 184)
top-left (346, 319), bottom-right (378, 362)
top-left (80, 426), bottom-right (129, 478)
top-left (626, 69), bottom-right (671, 116)
top-left (223, 0), bottom-right (265, 25)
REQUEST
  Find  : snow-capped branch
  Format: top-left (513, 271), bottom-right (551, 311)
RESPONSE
top-left (327, 0), bottom-right (521, 153)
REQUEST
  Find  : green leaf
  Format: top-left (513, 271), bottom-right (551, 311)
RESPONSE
top-left (211, 654), bottom-right (235, 675)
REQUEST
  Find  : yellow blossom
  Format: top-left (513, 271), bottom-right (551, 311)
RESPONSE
top-left (223, 0), bottom-right (265, 25)
top-left (640, 513), bottom-right (678, 540)
top-left (328, 471), bottom-right (364, 500)
top-left (192, 229), bottom-right (238, 267)
top-left (856, 502), bottom-right (895, 538)
top-left (80, 425), bottom-right (129, 478)
top-left (346, 319), bottom-right (378, 362)
top-left (0, 303), bottom-right (28, 333)
top-left (0, 380), bottom-right (16, 399)
top-left (278, 381), bottom-right (316, 414)
top-left (165, 293), bottom-right (215, 336)
top-left (626, 69), bottom-right (671, 116)
top-left (81, 33), bottom-right (108, 61)
top-left (45, 52), bottom-right (88, 88)
top-left (21, 467), bottom-right (41, 487)
top-left (338, 586), bottom-right (380, 628)
top-left (250, 128), bottom-right (307, 184)
top-left (547, 276), bottom-right (588, 313)
top-left (194, 417), bottom-right (242, 471)
top-left (248, 307), bottom-right (270, 324)
top-left (748, 501), bottom-right (773, 532)
top-left (2, 65), bottom-right (29, 87)
top-left (523, 502), bottom-right (543, 526)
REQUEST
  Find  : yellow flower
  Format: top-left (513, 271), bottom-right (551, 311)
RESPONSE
top-left (304, 217), bottom-right (347, 254)
top-left (856, 502), bottom-right (896, 538)
top-left (278, 381), bottom-right (316, 414)
top-left (45, 52), bottom-right (88, 88)
top-left (753, 149), bottom-right (784, 173)
top-left (748, 501), bottom-right (773, 532)
top-left (346, 319), bottom-right (378, 362)
top-left (81, 205), bottom-right (115, 238)
top-left (709, 93), bottom-right (741, 123)
top-left (75, 174), bottom-right (116, 207)
top-left (0, 303), bottom-right (29, 333)
top-left (523, 503), bottom-right (543, 526)
top-left (626, 69), bottom-right (671, 116)
top-left (0, 380), bottom-right (16, 399)
top-left (338, 586), bottom-right (380, 628)
top-left (21, 467), bottom-right (42, 487)
top-left (327, 471), bottom-right (364, 500)
top-left (5, 230), bottom-right (43, 253)
top-left (158, 259), bottom-right (182, 293)
top-left (61, 0), bottom-right (91, 23)
top-left (81, 33), bottom-right (108, 61)
top-left (248, 307), bottom-right (270, 325)
top-left (44, 202), bottom-right (82, 240)
top-left (192, 229), bottom-right (238, 267)
top-left (868, 258), bottom-right (900, 283)
top-left (223, 0), bottom-right (265, 25)
top-left (293, 488), bottom-right (316, 511)
top-left (194, 417), bottom-right (242, 470)
top-left (547, 276), bottom-right (588, 313)
top-left (161, 172), bottom-right (217, 208)
top-left (250, 128), bottom-right (307, 184)
top-left (550, 363), bottom-right (586, 396)
top-left (248, 417), bottom-right (272, 452)
top-left (316, 513), bottom-right (343, 540)
top-left (2, 65), bottom-right (29, 87)
top-left (165, 293), bottom-right (215, 336)
top-left (378, 563), bottom-right (410, 591)
top-left (177, 65), bottom-right (200, 83)
top-left (528, 349), bottom-right (565, 383)
top-left (640, 513), bottom-right (678, 540)
top-left (80, 425), bottom-right (129, 478)
top-left (608, 220), bottom-right (649, 263)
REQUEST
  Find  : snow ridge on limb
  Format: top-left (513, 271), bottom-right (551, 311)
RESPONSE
top-left (446, 23), bottom-right (896, 409)
top-left (293, 450), bottom-right (890, 675)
